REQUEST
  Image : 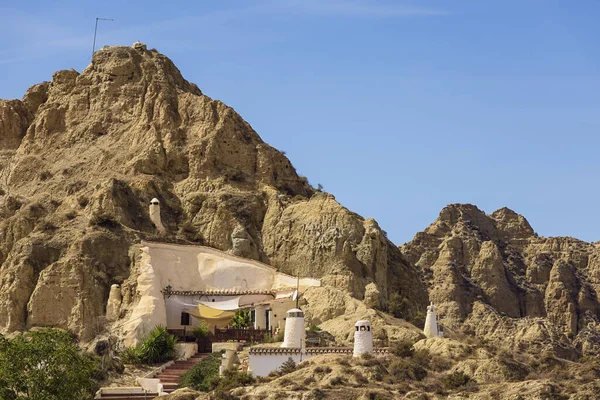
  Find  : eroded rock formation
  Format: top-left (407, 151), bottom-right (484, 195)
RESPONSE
top-left (0, 44), bottom-right (427, 341)
top-left (402, 204), bottom-right (600, 357)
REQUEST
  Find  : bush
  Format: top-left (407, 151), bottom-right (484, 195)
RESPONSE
top-left (180, 352), bottom-right (222, 392)
top-left (303, 376), bottom-right (316, 385)
top-left (0, 328), bottom-right (99, 400)
top-left (353, 370), bottom-right (369, 385)
top-left (389, 359), bottom-right (427, 381)
top-left (410, 311), bottom-right (426, 329)
top-left (192, 322), bottom-right (210, 339)
top-left (211, 368), bottom-right (255, 391)
top-left (39, 170), bottom-right (52, 181)
top-left (279, 357), bottom-right (297, 375)
top-left (387, 293), bottom-right (410, 319)
top-left (122, 325), bottom-right (178, 365)
top-left (390, 340), bottom-right (414, 358)
top-left (411, 349), bottom-right (431, 368)
top-left (232, 309), bottom-right (252, 329)
top-left (121, 346), bottom-right (142, 365)
top-left (89, 212), bottom-right (120, 229)
top-left (441, 371), bottom-right (471, 389)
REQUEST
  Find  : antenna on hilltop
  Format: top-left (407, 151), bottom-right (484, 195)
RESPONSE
top-left (92, 17), bottom-right (114, 59)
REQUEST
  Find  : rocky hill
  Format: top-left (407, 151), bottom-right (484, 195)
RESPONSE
top-left (0, 43), bottom-right (427, 341)
top-left (402, 204), bottom-right (600, 358)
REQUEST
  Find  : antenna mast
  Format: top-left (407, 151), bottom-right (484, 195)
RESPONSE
top-left (295, 272), bottom-right (300, 309)
top-left (92, 17), bottom-right (114, 59)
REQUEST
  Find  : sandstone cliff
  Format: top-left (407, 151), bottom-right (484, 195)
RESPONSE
top-left (0, 43), bottom-right (427, 341)
top-left (402, 204), bottom-right (600, 357)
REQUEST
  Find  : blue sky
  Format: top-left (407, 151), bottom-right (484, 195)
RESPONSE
top-left (1, 1), bottom-right (599, 244)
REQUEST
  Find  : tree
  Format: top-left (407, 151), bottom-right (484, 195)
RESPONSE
top-left (0, 328), bottom-right (98, 400)
top-left (231, 309), bottom-right (252, 329)
top-left (192, 321), bottom-right (210, 339)
top-left (279, 357), bottom-right (296, 374)
top-left (387, 293), bottom-right (410, 319)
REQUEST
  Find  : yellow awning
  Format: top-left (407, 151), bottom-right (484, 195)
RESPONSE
top-left (186, 305), bottom-right (236, 327)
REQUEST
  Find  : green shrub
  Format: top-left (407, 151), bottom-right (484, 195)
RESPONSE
top-left (0, 328), bottom-right (99, 400)
top-left (192, 322), bottom-right (210, 339)
top-left (279, 357), bottom-right (296, 375)
top-left (441, 371), bottom-right (471, 389)
top-left (410, 311), bottom-right (426, 329)
top-left (387, 293), bottom-right (410, 319)
top-left (309, 325), bottom-right (321, 332)
top-left (211, 368), bottom-right (255, 391)
top-left (389, 340), bottom-right (414, 358)
top-left (180, 352), bottom-right (222, 392)
top-left (122, 325), bottom-right (178, 365)
top-left (232, 309), bottom-right (252, 328)
top-left (389, 359), bottom-right (427, 381)
top-left (411, 349), bottom-right (431, 368)
top-left (121, 346), bottom-right (142, 365)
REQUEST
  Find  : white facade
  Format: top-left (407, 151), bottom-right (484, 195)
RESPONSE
top-left (119, 242), bottom-right (320, 346)
top-left (281, 308), bottom-right (305, 348)
top-left (249, 351), bottom-right (305, 377)
top-left (149, 198), bottom-right (166, 233)
top-left (353, 320), bottom-right (373, 357)
top-left (254, 305), bottom-right (267, 329)
top-left (423, 302), bottom-right (439, 338)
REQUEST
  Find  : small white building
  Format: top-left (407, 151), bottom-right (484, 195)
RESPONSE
top-left (114, 241), bottom-right (320, 346)
top-left (248, 317), bottom-right (383, 377)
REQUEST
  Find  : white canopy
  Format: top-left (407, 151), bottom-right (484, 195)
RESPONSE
top-left (196, 296), bottom-right (241, 311)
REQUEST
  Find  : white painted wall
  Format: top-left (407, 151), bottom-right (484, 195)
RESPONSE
top-left (270, 300), bottom-right (295, 332)
top-left (121, 242), bottom-right (320, 346)
top-left (254, 305), bottom-right (267, 329)
top-left (249, 353), bottom-right (310, 377)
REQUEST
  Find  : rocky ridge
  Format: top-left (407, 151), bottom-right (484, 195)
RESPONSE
top-left (402, 204), bottom-right (600, 358)
top-left (0, 43), bottom-right (426, 341)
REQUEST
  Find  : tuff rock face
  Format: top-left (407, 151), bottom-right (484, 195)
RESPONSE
top-left (402, 203), bottom-right (600, 357)
top-left (0, 44), bottom-right (427, 340)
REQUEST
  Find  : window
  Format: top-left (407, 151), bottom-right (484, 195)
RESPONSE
top-left (250, 310), bottom-right (256, 323)
top-left (181, 312), bottom-right (190, 326)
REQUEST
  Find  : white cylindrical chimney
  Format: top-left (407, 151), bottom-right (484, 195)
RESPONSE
top-left (149, 198), bottom-right (166, 233)
top-left (423, 302), bottom-right (439, 338)
top-left (281, 308), bottom-right (305, 348)
top-left (353, 320), bottom-right (373, 357)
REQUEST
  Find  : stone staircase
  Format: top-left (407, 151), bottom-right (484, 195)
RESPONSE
top-left (95, 353), bottom-right (209, 399)
top-left (156, 353), bottom-right (208, 394)
top-left (94, 390), bottom-right (159, 400)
